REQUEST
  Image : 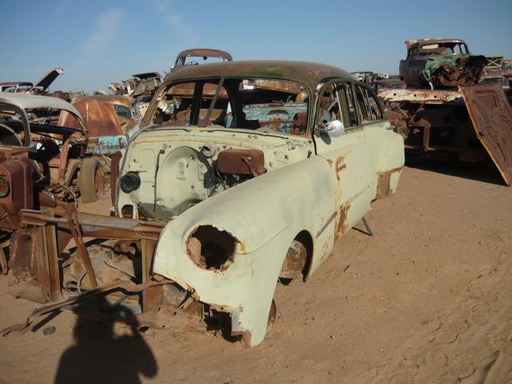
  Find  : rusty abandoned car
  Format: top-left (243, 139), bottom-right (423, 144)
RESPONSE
top-left (0, 91), bottom-right (107, 277)
top-left (380, 38), bottom-right (512, 186)
top-left (0, 92), bottom-right (105, 237)
top-left (63, 94), bottom-right (139, 152)
top-left (109, 72), bottom-right (163, 122)
top-left (2, 61), bottom-right (404, 346)
top-left (399, 38), bottom-right (488, 90)
top-left (0, 67), bottom-right (65, 95)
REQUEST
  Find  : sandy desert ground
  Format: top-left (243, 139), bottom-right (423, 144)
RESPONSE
top-left (0, 160), bottom-right (511, 384)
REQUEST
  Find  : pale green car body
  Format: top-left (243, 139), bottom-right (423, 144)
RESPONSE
top-left (116, 61), bottom-right (404, 346)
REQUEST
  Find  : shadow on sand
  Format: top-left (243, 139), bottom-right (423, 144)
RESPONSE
top-left (405, 156), bottom-right (507, 186)
top-left (54, 300), bottom-right (157, 384)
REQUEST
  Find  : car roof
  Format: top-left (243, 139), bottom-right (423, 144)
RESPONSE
top-left (74, 94), bottom-right (134, 107)
top-left (0, 92), bottom-right (85, 126)
top-left (176, 48), bottom-right (233, 61)
top-left (405, 38), bottom-right (467, 49)
top-left (0, 81), bottom-right (34, 88)
top-left (164, 60), bottom-right (352, 91)
top-left (132, 72), bottom-right (162, 80)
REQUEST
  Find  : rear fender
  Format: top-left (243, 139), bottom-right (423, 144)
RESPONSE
top-left (375, 133), bottom-right (404, 198)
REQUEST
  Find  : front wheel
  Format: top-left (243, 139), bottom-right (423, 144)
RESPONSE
top-left (79, 157), bottom-right (104, 203)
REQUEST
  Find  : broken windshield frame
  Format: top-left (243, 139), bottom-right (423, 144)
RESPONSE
top-left (147, 77), bottom-right (310, 136)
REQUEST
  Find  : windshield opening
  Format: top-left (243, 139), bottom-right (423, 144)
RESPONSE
top-left (150, 77), bottom-right (309, 135)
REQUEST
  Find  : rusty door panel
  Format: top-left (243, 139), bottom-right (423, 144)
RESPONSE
top-left (459, 83), bottom-right (512, 186)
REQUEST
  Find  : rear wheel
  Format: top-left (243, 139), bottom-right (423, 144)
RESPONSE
top-left (79, 157), bottom-right (104, 203)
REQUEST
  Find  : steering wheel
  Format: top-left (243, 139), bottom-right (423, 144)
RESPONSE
top-left (0, 122), bottom-right (23, 145)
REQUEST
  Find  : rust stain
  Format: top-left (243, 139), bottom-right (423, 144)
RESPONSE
top-left (334, 204), bottom-right (350, 240)
top-left (334, 156), bottom-right (346, 181)
top-left (376, 167), bottom-right (403, 198)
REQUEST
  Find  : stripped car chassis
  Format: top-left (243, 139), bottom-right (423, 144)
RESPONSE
top-left (2, 205), bottom-right (215, 336)
top-left (379, 83), bottom-right (512, 186)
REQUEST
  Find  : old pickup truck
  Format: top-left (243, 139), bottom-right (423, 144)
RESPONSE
top-left (399, 38), bottom-right (487, 89)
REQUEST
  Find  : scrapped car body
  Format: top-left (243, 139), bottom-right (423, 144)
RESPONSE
top-left (379, 83), bottom-right (512, 186)
top-left (113, 60), bottom-right (404, 345)
top-left (383, 37), bottom-right (512, 186)
top-left (3, 61), bottom-right (403, 347)
top-left (109, 72), bottom-right (163, 122)
top-left (0, 92), bottom-right (103, 235)
top-left (61, 94), bottom-right (138, 154)
top-left (0, 82), bottom-right (34, 93)
top-left (0, 68), bottom-right (65, 95)
top-left (399, 38), bottom-right (487, 89)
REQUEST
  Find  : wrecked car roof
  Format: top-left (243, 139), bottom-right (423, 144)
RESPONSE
top-left (405, 38), bottom-right (467, 49)
top-left (0, 82), bottom-right (34, 91)
top-left (176, 48), bottom-right (233, 61)
top-left (0, 91), bottom-right (83, 119)
top-left (132, 72), bottom-right (162, 80)
top-left (0, 68), bottom-right (65, 94)
top-left (164, 60), bottom-right (352, 90)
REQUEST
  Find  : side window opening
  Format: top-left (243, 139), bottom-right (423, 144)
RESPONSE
top-left (317, 84), bottom-right (340, 128)
top-left (316, 81), bottom-right (382, 134)
top-left (354, 85), bottom-right (383, 123)
top-left (235, 79), bottom-right (309, 134)
top-left (339, 84), bottom-right (359, 128)
top-left (316, 82), bottom-right (358, 134)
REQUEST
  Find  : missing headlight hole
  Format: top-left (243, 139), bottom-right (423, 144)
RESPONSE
top-left (187, 225), bottom-right (237, 270)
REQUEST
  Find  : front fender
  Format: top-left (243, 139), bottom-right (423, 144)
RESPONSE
top-left (153, 155), bottom-right (337, 346)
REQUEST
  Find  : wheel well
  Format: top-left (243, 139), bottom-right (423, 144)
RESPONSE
top-left (296, 231), bottom-right (313, 280)
top-left (279, 230), bottom-right (313, 283)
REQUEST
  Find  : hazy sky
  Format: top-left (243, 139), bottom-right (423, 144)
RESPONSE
top-left (1, 0), bottom-right (511, 94)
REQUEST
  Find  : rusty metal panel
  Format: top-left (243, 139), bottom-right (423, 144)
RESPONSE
top-left (459, 83), bottom-right (512, 186)
top-left (77, 97), bottom-right (124, 137)
top-left (0, 158), bottom-right (34, 218)
top-left (217, 149), bottom-right (266, 175)
top-left (378, 88), bottom-right (464, 104)
top-left (10, 222), bottom-right (63, 302)
top-left (62, 95), bottom-right (131, 137)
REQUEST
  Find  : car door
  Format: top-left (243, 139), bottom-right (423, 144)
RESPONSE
top-left (400, 46), bottom-right (425, 86)
top-left (313, 79), bottom-right (384, 240)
